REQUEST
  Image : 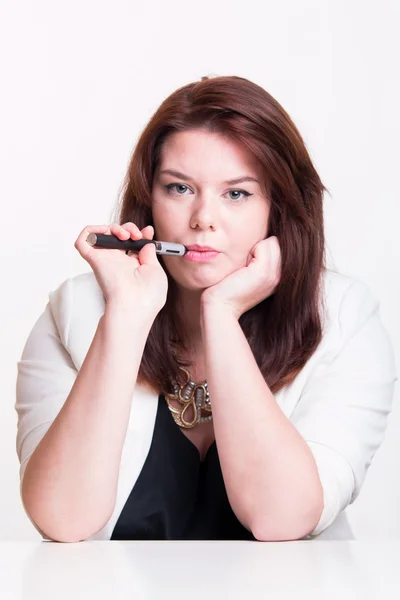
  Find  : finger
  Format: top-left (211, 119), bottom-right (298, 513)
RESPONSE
top-left (138, 237), bottom-right (158, 265)
top-left (141, 225), bottom-right (154, 239)
top-left (75, 224), bottom-right (110, 254)
top-left (125, 225), bottom-right (154, 258)
top-left (113, 222), bottom-right (143, 239)
top-left (268, 236), bottom-right (281, 263)
top-left (266, 237), bottom-right (282, 284)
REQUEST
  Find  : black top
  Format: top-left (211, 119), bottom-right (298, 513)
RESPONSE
top-left (111, 393), bottom-right (256, 541)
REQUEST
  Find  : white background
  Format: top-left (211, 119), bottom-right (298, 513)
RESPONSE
top-left (0, 0), bottom-right (399, 540)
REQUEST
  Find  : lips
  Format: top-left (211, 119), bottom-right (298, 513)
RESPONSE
top-left (184, 249), bottom-right (220, 263)
top-left (185, 244), bottom-right (219, 252)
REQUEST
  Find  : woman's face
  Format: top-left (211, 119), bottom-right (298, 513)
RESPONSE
top-left (151, 129), bottom-right (271, 293)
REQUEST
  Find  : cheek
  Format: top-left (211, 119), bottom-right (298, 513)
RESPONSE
top-left (231, 235), bottom-right (259, 267)
top-left (152, 203), bottom-right (180, 234)
top-left (151, 212), bottom-right (168, 238)
top-left (234, 233), bottom-right (257, 255)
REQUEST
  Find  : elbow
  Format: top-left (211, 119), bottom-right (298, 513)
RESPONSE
top-left (24, 507), bottom-right (108, 543)
top-left (251, 516), bottom-right (320, 542)
top-left (27, 517), bottom-right (101, 543)
top-left (250, 496), bottom-right (324, 542)
top-left (22, 506), bottom-right (92, 543)
top-left (21, 492), bottom-right (108, 543)
top-left (21, 479), bottom-right (112, 543)
top-left (41, 532), bottom-right (86, 543)
top-left (251, 520), bottom-right (317, 542)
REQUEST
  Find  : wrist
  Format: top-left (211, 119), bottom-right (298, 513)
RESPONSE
top-left (103, 301), bottom-right (157, 330)
top-left (200, 299), bottom-right (238, 333)
top-left (200, 297), bottom-right (238, 319)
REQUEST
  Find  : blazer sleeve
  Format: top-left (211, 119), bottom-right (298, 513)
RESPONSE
top-left (15, 277), bottom-right (78, 486)
top-left (290, 279), bottom-right (398, 538)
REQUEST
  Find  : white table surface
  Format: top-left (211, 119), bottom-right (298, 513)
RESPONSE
top-left (1, 540), bottom-right (399, 599)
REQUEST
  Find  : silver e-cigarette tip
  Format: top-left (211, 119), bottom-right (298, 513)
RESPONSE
top-left (86, 233), bottom-right (97, 246)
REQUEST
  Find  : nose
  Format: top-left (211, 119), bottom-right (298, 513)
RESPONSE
top-left (189, 194), bottom-right (219, 230)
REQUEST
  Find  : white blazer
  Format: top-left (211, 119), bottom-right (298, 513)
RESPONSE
top-left (15, 269), bottom-right (397, 540)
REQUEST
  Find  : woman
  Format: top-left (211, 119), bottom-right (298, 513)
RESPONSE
top-left (16, 75), bottom-right (397, 543)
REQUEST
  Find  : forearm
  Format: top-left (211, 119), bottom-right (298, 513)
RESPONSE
top-left (21, 307), bottom-right (154, 543)
top-left (200, 302), bottom-right (323, 541)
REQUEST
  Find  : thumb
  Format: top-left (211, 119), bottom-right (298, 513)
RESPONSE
top-left (139, 239), bottom-right (159, 265)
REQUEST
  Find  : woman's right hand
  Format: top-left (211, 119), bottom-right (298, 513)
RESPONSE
top-left (74, 222), bottom-right (169, 317)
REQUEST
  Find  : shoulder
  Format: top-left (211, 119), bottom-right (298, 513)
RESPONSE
top-left (321, 268), bottom-right (380, 339)
top-left (47, 271), bottom-right (105, 362)
top-left (49, 270), bottom-right (103, 307)
top-left (310, 268), bottom-right (397, 389)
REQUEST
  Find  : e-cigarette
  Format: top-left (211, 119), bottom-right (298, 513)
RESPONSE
top-left (86, 233), bottom-right (187, 256)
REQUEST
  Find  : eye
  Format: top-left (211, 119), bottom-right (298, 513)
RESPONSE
top-left (164, 183), bottom-right (253, 203)
top-left (164, 183), bottom-right (191, 195)
top-left (227, 189), bottom-right (253, 203)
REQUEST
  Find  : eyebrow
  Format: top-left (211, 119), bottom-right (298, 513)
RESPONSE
top-left (159, 169), bottom-right (260, 186)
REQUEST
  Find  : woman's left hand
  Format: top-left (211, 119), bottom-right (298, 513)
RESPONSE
top-left (201, 236), bottom-right (282, 319)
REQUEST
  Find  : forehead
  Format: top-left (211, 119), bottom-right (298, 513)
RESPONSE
top-left (158, 129), bottom-right (260, 176)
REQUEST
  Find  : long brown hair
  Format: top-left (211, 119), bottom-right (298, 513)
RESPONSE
top-left (112, 75), bottom-right (330, 396)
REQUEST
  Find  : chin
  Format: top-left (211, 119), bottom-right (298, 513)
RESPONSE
top-left (168, 262), bottom-right (232, 291)
top-left (172, 272), bottom-right (219, 292)
top-left (180, 280), bottom-right (214, 293)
